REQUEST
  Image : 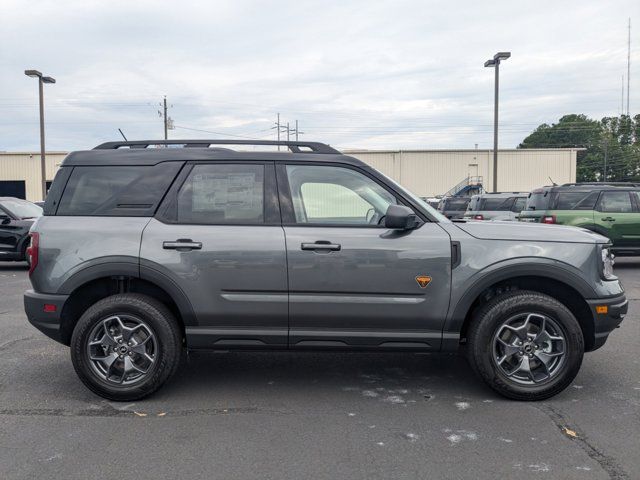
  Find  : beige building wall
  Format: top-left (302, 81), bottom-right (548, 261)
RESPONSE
top-left (346, 149), bottom-right (579, 197)
top-left (0, 148), bottom-right (578, 202)
top-left (0, 152), bottom-right (67, 202)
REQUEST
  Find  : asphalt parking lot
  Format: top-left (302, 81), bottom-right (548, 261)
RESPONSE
top-left (1, 260), bottom-right (639, 479)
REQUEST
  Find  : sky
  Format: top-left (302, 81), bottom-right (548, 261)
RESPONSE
top-left (1, 0), bottom-right (639, 152)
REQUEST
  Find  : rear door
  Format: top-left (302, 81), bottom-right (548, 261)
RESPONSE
top-left (278, 163), bottom-right (451, 350)
top-left (141, 161), bottom-right (288, 348)
top-left (594, 190), bottom-right (640, 248)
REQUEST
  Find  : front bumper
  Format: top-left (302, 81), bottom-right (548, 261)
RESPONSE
top-left (586, 293), bottom-right (628, 351)
top-left (24, 289), bottom-right (69, 344)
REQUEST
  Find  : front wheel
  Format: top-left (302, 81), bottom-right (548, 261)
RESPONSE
top-left (467, 290), bottom-right (584, 401)
top-left (70, 294), bottom-right (182, 401)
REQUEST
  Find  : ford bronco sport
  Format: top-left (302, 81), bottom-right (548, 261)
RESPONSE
top-left (519, 183), bottom-right (640, 256)
top-left (24, 140), bottom-right (628, 401)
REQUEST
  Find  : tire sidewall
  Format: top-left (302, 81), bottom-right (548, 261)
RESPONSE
top-left (470, 292), bottom-right (584, 400)
top-left (71, 294), bottom-right (180, 401)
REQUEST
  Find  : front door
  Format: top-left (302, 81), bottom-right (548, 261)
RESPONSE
top-left (141, 161), bottom-right (288, 348)
top-left (278, 163), bottom-right (452, 350)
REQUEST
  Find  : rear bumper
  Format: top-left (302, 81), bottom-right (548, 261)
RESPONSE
top-left (24, 289), bottom-right (69, 344)
top-left (0, 250), bottom-right (24, 261)
top-left (586, 294), bottom-right (628, 351)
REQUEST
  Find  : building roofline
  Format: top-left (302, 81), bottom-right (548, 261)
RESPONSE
top-left (0, 151), bottom-right (69, 155)
top-left (344, 148), bottom-right (587, 153)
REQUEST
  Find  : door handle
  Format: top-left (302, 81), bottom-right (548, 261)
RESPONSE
top-left (301, 241), bottom-right (341, 251)
top-left (601, 217), bottom-right (616, 222)
top-left (163, 239), bottom-right (202, 250)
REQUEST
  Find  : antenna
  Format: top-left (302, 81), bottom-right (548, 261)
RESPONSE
top-left (118, 128), bottom-right (128, 141)
top-left (621, 75), bottom-right (625, 115)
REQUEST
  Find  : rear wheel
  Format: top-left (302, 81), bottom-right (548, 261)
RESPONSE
top-left (467, 290), bottom-right (584, 400)
top-left (70, 293), bottom-right (182, 401)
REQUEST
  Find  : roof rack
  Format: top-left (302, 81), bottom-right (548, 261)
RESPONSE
top-left (561, 182), bottom-right (640, 187)
top-left (93, 139), bottom-right (340, 154)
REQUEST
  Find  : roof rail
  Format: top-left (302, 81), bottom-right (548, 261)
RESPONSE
top-left (93, 139), bottom-right (341, 154)
top-left (560, 182), bottom-right (640, 187)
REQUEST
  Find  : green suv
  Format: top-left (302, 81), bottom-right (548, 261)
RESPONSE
top-left (519, 183), bottom-right (640, 256)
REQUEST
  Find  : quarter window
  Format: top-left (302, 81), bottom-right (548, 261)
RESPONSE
top-left (285, 165), bottom-right (397, 225)
top-left (176, 164), bottom-right (264, 224)
top-left (57, 163), bottom-right (181, 216)
top-left (598, 191), bottom-right (633, 213)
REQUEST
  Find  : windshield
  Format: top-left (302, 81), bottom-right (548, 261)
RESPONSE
top-left (0, 199), bottom-right (43, 219)
top-left (375, 171), bottom-right (450, 222)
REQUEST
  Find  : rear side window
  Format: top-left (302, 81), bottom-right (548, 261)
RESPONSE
top-left (57, 163), bottom-right (182, 216)
top-left (176, 164), bottom-right (264, 224)
top-left (598, 191), bottom-right (633, 213)
top-left (551, 191), bottom-right (599, 210)
top-left (512, 197), bottom-right (527, 212)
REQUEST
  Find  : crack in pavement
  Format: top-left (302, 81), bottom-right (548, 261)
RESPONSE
top-left (537, 404), bottom-right (629, 480)
top-left (0, 335), bottom-right (35, 352)
top-left (0, 405), bottom-right (281, 418)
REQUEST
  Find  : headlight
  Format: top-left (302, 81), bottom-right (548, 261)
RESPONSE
top-left (601, 247), bottom-right (616, 280)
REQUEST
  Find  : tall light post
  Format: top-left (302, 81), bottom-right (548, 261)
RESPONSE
top-left (25, 69), bottom-right (56, 200)
top-left (484, 52), bottom-right (510, 193)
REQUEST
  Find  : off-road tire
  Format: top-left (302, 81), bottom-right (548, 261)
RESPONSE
top-left (467, 290), bottom-right (584, 401)
top-left (70, 293), bottom-right (182, 401)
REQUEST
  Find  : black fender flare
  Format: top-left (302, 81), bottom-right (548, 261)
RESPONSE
top-left (444, 259), bottom-right (597, 338)
top-left (57, 256), bottom-right (197, 327)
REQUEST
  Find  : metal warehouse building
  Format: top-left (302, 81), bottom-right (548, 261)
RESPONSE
top-left (346, 148), bottom-right (579, 198)
top-left (0, 148), bottom-right (578, 202)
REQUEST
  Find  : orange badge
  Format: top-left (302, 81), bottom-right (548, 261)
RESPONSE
top-left (415, 276), bottom-right (432, 288)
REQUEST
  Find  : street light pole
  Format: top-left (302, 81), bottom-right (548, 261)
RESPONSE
top-left (25, 70), bottom-right (55, 200)
top-left (484, 52), bottom-right (510, 193)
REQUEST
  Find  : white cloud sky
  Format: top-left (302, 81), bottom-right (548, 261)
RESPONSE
top-left (1, 0), bottom-right (638, 151)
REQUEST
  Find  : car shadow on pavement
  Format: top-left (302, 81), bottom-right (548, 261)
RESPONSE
top-left (156, 350), bottom-right (496, 402)
top-left (0, 262), bottom-right (28, 271)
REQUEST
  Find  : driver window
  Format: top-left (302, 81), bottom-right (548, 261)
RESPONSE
top-left (286, 165), bottom-right (398, 225)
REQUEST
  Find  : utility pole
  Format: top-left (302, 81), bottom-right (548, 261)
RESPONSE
top-left (286, 122), bottom-right (290, 143)
top-left (295, 120), bottom-right (299, 141)
top-left (627, 18), bottom-right (631, 116)
top-left (603, 139), bottom-right (608, 182)
top-left (276, 113), bottom-right (281, 150)
top-left (620, 75), bottom-right (624, 116)
top-left (163, 96), bottom-right (168, 140)
top-left (159, 96), bottom-right (173, 140)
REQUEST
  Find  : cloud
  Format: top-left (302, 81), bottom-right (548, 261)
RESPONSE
top-left (1, 0), bottom-right (637, 151)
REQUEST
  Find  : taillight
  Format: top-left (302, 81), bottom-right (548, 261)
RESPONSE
top-left (26, 232), bottom-right (39, 275)
top-left (541, 215), bottom-right (556, 224)
top-left (473, 214), bottom-right (484, 220)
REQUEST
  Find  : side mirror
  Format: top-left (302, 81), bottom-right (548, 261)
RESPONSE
top-left (384, 205), bottom-right (419, 230)
top-left (0, 215), bottom-right (11, 225)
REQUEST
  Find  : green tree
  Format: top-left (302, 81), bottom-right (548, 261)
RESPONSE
top-left (519, 114), bottom-right (640, 182)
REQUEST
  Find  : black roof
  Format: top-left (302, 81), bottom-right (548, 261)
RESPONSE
top-left (533, 182), bottom-right (640, 192)
top-left (61, 139), bottom-right (368, 167)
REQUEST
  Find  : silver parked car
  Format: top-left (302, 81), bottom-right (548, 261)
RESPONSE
top-left (24, 140), bottom-right (627, 401)
top-left (464, 192), bottom-right (528, 221)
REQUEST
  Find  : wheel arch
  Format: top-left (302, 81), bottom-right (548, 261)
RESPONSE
top-left (58, 267), bottom-right (196, 346)
top-left (445, 263), bottom-right (597, 352)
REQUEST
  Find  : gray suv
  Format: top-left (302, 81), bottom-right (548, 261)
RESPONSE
top-left (24, 140), bottom-right (628, 401)
top-left (464, 192), bottom-right (528, 221)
